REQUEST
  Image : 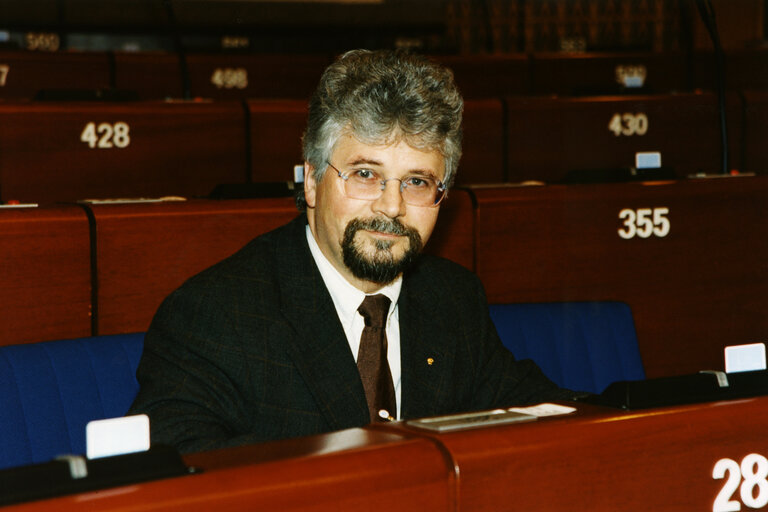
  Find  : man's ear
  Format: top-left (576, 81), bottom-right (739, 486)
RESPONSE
top-left (303, 162), bottom-right (317, 209)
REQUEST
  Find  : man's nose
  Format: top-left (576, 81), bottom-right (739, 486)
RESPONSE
top-left (372, 179), bottom-right (406, 219)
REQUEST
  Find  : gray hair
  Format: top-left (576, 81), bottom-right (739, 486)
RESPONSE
top-left (299, 49), bottom-right (463, 209)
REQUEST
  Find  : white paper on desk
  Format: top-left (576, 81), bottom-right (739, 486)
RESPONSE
top-left (86, 414), bottom-right (150, 459)
top-left (725, 343), bottom-right (767, 373)
top-left (507, 403), bottom-right (577, 417)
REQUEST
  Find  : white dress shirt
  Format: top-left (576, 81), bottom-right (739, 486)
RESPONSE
top-left (306, 225), bottom-right (402, 419)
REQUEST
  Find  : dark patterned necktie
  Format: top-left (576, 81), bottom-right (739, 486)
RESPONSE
top-left (357, 294), bottom-right (396, 422)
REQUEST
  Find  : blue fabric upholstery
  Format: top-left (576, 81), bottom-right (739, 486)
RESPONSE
top-left (489, 302), bottom-right (645, 394)
top-left (0, 333), bottom-right (144, 470)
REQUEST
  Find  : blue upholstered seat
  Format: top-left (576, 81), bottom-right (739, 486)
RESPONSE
top-left (0, 303), bottom-right (641, 469)
top-left (0, 333), bottom-right (144, 470)
top-left (489, 302), bottom-right (645, 394)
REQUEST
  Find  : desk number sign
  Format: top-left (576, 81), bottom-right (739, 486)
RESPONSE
top-left (713, 454), bottom-right (768, 511)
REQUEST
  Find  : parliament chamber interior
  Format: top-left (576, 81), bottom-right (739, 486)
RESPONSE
top-left (0, 0), bottom-right (767, 510)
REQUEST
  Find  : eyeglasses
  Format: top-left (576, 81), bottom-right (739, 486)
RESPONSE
top-left (326, 161), bottom-right (446, 207)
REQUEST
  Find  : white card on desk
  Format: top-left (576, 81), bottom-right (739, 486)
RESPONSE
top-left (407, 409), bottom-right (537, 432)
top-left (725, 343), bottom-right (767, 373)
top-left (508, 403), bottom-right (577, 417)
top-left (86, 414), bottom-right (150, 460)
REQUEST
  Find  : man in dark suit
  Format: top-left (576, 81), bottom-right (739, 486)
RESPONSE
top-left (129, 49), bottom-right (577, 454)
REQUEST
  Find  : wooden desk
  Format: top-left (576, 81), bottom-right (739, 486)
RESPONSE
top-left (0, 101), bottom-right (248, 205)
top-left (0, 51), bottom-right (111, 99)
top-left (424, 187), bottom-right (475, 271)
top-left (185, 53), bottom-right (333, 100)
top-left (7, 397), bottom-right (768, 511)
top-left (386, 397), bottom-right (768, 512)
top-left (458, 99), bottom-right (506, 184)
top-left (7, 428), bottom-right (453, 512)
top-left (86, 198), bottom-right (299, 335)
top-left (505, 92), bottom-right (743, 183)
top-left (247, 99), bottom-right (307, 183)
top-left (432, 54), bottom-right (531, 97)
top-left (472, 176), bottom-right (768, 378)
top-left (530, 52), bottom-right (688, 96)
top-left (113, 52), bottom-right (184, 100)
top-left (691, 49), bottom-right (768, 92)
top-left (0, 205), bottom-right (91, 345)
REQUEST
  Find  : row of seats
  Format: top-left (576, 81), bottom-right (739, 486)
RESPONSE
top-left (2, 49), bottom-right (767, 100)
top-left (2, 175), bottom-right (766, 380)
top-left (1, 91), bottom-right (766, 204)
top-left (0, 301), bottom-right (646, 471)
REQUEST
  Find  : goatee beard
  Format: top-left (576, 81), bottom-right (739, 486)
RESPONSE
top-left (342, 217), bottom-right (423, 284)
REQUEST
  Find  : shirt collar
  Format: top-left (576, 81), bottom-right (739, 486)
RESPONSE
top-left (306, 224), bottom-right (402, 324)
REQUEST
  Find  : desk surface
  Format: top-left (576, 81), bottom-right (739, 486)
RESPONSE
top-left (7, 396), bottom-right (768, 511)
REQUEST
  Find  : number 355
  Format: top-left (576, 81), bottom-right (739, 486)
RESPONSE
top-left (618, 207), bottom-right (670, 239)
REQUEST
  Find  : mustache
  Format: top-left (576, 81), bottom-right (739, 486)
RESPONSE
top-left (342, 216), bottom-right (423, 284)
top-left (348, 217), bottom-right (414, 237)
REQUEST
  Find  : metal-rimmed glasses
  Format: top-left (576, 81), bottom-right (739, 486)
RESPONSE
top-left (326, 161), bottom-right (446, 207)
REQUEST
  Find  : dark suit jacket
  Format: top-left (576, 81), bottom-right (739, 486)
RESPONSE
top-left (129, 214), bottom-right (576, 453)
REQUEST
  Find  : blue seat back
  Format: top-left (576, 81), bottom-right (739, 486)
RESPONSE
top-left (0, 333), bottom-right (144, 470)
top-left (489, 302), bottom-right (645, 394)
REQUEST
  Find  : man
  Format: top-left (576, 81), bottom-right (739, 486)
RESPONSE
top-left (129, 49), bottom-right (577, 454)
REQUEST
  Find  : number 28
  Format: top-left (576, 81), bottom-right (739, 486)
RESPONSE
top-left (714, 454), bottom-right (768, 511)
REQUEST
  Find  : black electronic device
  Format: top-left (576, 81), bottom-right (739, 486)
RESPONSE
top-left (586, 369), bottom-right (768, 410)
top-left (0, 445), bottom-right (194, 506)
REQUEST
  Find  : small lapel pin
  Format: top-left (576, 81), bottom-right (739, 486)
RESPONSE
top-left (427, 357), bottom-right (434, 366)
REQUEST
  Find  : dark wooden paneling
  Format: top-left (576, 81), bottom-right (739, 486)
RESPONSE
top-left (744, 90), bottom-right (768, 174)
top-left (0, 51), bottom-right (111, 99)
top-left (0, 101), bottom-right (247, 204)
top-left (432, 54), bottom-right (530, 97)
top-left (112, 51), bottom-right (184, 99)
top-left (505, 93), bottom-right (743, 183)
top-left (0, 205), bottom-right (91, 345)
top-left (692, 49), bottom-right (768, 92)
top-left (186, 53), bottom-right (333, 100)
top-left (247, 99), bottom-right (306, 182)
top-left (472, 177), bottom-right (768, 378)
top-left (530, 52), bottom-right (689, 96)
top-left (89, 198), bottom-right (299, 335)
top-left (457, 98), bottom-right (506, 184)
top-left (424, 187), bottom-right (475, 271)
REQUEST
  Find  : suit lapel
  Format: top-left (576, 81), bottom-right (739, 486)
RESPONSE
top-left (273, 216), bottom-right (370, 429)
top-left (398, 272), bottom-right (456, 419)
